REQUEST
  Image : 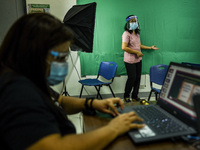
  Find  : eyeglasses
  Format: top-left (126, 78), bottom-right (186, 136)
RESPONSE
top-left (50, 50), bottom-right (69, 61)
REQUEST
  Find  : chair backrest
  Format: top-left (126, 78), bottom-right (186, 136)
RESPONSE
top-left (149, 64), bottom-right (169, 85)
top-left (98, 62), bottom-right (117, 80)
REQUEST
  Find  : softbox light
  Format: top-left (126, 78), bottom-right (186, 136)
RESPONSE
top-left (63, 2), bottom-right (96, 53)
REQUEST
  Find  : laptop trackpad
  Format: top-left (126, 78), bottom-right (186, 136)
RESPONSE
top-left (138, 125), bottom-right (156, 137)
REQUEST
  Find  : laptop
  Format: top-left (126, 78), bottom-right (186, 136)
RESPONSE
top-left (119, 62), bottom-right (199, 144)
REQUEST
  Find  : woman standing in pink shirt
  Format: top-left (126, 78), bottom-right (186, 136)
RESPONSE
top-left (122, 15), bottom-right (158, 102)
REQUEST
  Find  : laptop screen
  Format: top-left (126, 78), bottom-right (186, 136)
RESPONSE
top-left (159, 62), bottom-right (200, 126)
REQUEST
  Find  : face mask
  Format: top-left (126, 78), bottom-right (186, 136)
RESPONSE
top-left (129, 22), bottom-right (138, 30)
top-left (47, 61), bottom-right (68, 85)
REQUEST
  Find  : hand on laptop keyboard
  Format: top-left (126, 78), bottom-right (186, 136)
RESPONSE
top-left (108, 111), bottom-right (145, 136)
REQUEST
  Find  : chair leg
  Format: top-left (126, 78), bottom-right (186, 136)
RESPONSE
top-left (108, 85), bottom-right (115, 97)
top-left (156, 93), bottom-right (160, 101)
top-left (97, 86), bottom-right (102, 99)
top-left (155, 92), bottom-right (158, 101)
top-left (79, 85), bottom-right (84, 98)
top-left (95, 86), bottom-right (102, 99)
top-left (148, 90), bottom-right (153, 101)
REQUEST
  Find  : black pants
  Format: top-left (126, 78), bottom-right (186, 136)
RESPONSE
top-left (124, 61), bottom-right (142, 99)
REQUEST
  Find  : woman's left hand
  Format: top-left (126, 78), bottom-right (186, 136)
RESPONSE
top-left (151, 45), bottom-right (159, 50)
top-left (92, 97), bottom-right (124, 116)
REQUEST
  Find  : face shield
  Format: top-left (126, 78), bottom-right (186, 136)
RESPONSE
top-left (50, 50), bottom-right (70, 62)
top-left (126, 16), bottom-right (139, 30)
top-left (126, 15), bottom-right (138, 23)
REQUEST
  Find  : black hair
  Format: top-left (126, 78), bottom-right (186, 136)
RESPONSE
top-left (0, 13), bottom-right (74, 95)
top-left (124, 15), bottom-right (140, 34)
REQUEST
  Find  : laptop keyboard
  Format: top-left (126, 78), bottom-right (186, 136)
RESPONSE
top-left (133, 106), bottom-right (187, 135)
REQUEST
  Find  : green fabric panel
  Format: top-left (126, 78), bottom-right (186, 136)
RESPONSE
top-left (79, 52), bottom-right (126, 76)
top-left (77, 0), bottom-right (200, 75)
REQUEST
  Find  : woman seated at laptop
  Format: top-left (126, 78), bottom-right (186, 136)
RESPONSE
top-left (0, 13), bottom-right (145, 150)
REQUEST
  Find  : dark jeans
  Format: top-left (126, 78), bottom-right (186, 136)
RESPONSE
top-left (124, 61), bottom-right (142, 99)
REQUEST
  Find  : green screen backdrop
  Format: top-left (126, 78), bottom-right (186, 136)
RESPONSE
top-left (77, 0), bottom-right (200, 76)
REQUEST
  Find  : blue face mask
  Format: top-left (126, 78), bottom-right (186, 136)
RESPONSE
top-left (129, 22), bottom-right (138, 30)
top-left (47, 61), bottom-right (68, 85)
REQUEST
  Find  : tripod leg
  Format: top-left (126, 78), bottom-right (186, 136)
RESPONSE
top-left (79, 85), bottom-right (84, 98)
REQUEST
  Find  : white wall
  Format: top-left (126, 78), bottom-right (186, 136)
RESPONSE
top-left (26, 0), bottom-right (151, 97)
top-left (26, 0), bottom-right (76, 21)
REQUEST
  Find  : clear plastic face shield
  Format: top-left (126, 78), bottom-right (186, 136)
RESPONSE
top-left (126, 16), bottom-right (138, 23)
top-left (50, 50), bottom-right (70, 62)
top-left (126, 16), bottom-right (139, 30)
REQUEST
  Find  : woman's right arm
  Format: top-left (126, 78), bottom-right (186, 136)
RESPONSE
top-left (122, 42), bottom-right (143, 57)
top-left (27, 112), bottom-right (145, 150)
